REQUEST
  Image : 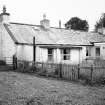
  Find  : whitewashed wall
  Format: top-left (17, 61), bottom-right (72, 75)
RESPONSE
top-left (70, 49), bottom-right (80, 64)
top-left (80, 46), bottom-right (86, 62)
top-left (16, 45), bottom-right (33, 61)
top-left (54, 48), bottom-right (61, 63)
top-left (16, 46), bottom-right (48, 62)
top-left (0, 24), bottom-right (16, 63)
top-left (90, 46), bottom-right (95, 57)
top-left (94, 43), bottom-right (105, 59)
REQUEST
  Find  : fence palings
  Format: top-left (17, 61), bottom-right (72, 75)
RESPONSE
top-left (58, 64), bottom-right (78, 80)
top-left (16, 61), bottom-right (105, 82)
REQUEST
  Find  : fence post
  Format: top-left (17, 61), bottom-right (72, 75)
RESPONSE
top-left (13, 55), bottom-right (17, 70)
top-left (59, 63), bottom-right (62, 78)
top-left (42, 62), bottom-right (44, 72)
top-left (78, 64), bottom-right (80, 79)
top-left (91, 64), bottom-right (93, 82)
top-left (72, 66), bottom-right (74, 80)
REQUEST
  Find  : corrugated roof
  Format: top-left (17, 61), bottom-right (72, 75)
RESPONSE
top-left (4, 23), bottom-right (105, 46)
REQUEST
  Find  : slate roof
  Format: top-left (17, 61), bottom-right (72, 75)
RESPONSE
top-left (4, 22), bottom-right (105, 46)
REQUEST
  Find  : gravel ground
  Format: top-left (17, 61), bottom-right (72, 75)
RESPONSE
top-left (0, 71), bottom-right (104, 105)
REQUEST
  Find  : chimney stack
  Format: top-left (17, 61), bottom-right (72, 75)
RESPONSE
top-left (59, 20), bottom-right (61, 28)
top-left (40, 14), bottom-right (50, 29)
top-left (0, 6), bottom-right (10, 24)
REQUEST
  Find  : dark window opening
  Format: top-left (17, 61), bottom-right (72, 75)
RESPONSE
top-left (96, 47), bottom-right (100, 56)
top-left (61, 49), bottom-right (70, 60)
top-left (48, 48), bottom-right (53, 61)
top-left (86, 47), bottom-right (91, 56)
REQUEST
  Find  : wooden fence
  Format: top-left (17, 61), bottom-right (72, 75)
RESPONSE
top-left (34, 62), bottom-right (79, 80)
top-left (16, 61), bottom-right (105, 83)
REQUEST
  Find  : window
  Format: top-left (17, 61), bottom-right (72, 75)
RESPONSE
top-left (61, 49), bottom-right (70, 60)
top-left (86, 47), bottom-right (91, 56)
top-left (96, 47), bottom-right (100, 56)
top-left (48, 48), bottom-right (53, 61)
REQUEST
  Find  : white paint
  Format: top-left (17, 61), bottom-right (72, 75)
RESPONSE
top-left (71, 49), bottom-right (80, 64)
top-left (56, 48), bottom-right (61, 63)
top-left (0, 23), bottom-right (16, 64)
top-left (16, 45), bottom-right (33, 61)
top-left (80, 46), bottom-right (86, 61)
top-left (0, 14), bottom-right (10, 24)
top-left (94, 43), bottom-right (105, 59)
top-left (39, 47), bottom-right (47, 62)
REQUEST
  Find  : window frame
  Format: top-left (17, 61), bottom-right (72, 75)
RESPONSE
top-left (86, 47), bottom-right (91, 57)
top-left (96, 47), bottom-right (100, 57)
top-left (61, 48), bottom-right (70, 60)
top-left (48, 48), bottom-right (53, 61)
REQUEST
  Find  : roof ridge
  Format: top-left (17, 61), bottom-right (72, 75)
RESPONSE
top-left (10, 22), bottom-right (94, 34)
top-left (10, 22), bottom-right (41, 27)
top-left (10, 22), bottom-right (71, 30)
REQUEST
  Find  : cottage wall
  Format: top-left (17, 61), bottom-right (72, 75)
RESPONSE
top-left (16, 44), bottom-right (105, 64)
top-left (16, 45), bottom-right (33, 61)
top-left (0, 24), bottom-right (16, 63)
top-left (36, 47), bottom-right (47, 62)
top-left (16, 46), bottom-right (48, 62)
top-left (54, 48), bottom-right (61, 63)
top-left (70, 49), bottom-right (80, 64)
top-left (94, 43), bottom-right (105, 59)
top-left (36, 48), bottom-right (81, 64)
top-left (79, 46), bottom-right (86, 61)
top-left (90, 46), bottom-right (95, 57)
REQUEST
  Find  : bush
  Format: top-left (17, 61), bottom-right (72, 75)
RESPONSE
top-left (94, 76), bottom-right (105, 85)
top-left (0, 60), bottom-right (6, 65)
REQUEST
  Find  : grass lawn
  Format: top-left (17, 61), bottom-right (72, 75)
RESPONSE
top-left (0, 71), bottom-right (104, 105)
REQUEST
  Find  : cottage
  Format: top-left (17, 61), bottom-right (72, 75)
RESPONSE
top-left (0, 6), bottom-right (105, 65)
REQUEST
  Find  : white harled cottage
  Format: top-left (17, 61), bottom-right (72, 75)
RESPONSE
top-left (0, 6), bottom-right (105, 64)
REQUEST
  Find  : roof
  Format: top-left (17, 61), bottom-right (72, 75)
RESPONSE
top-left (3, 22), bottom-right (105, 46)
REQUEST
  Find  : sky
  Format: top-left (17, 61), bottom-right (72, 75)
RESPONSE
top-left (0, 0), bottom-right (105, 31)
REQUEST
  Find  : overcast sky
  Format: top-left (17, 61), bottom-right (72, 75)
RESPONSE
top-left (0, 0), bottom-right (105, 31)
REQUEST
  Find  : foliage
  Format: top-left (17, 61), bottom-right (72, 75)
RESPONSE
top-left (0, 60), bottom-right (6, 65)
top-left (65, 17), bottom-right (89, 31)
top-left (95, 13), bottom-right (105, 32)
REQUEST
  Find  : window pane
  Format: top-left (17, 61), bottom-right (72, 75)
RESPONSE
top-left (66, 49), bottom-right (70, 54)
top-left (64, 55), bottom-right (66, 60)
top-left (63, 49), bottom-right (70, 54)
top-left (96, 47), bottom-right (100, 56)
top-left (86, 47), bottom-right (91, 56)
top-left (61, 49), bottom-right (70, 60)
top-left (48, 49), bottom-right (53, 54)
top-left (48, 55), bottom-right (53, 61)
top-left (48, 48), bottom-right (53, 61)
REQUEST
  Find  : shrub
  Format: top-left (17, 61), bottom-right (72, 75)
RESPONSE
top-left (0, 60), bottom-right (6, 65)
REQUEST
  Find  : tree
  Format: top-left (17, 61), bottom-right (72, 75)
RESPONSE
top-left (65, 17), bottom-right (89, 31)
top-left (95, 13), bottom-right (105, 32)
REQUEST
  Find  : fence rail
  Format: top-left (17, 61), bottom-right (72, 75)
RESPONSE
top-left (8, 60), bottom-right (105, 83)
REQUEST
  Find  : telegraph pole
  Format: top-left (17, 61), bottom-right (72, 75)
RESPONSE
top-left (33, 37), bottom-right (36, 62)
